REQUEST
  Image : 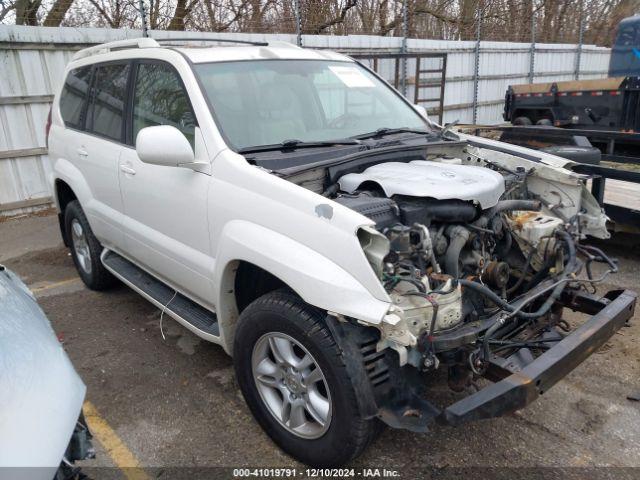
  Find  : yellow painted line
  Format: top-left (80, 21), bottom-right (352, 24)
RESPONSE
top-left (31, 277), bottom-right (81, 293)
top-left (83, 401), bottom-right (151, 480)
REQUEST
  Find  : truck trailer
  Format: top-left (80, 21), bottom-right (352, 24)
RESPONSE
top-left (504, 15), bottom-right (640, 164)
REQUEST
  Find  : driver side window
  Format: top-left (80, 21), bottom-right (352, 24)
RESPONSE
top-left (132, 62), bottom-right (196, 148)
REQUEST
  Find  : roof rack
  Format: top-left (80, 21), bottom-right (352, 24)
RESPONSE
top-left (71, 36), bottom-right (297, 62)
top-left (153, 37), bottom-right (269, 47)
top-left (72, 37), bottom-right (160, 61)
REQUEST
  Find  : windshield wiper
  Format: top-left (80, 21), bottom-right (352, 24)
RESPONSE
top-left (353, 127), bottom-right (431, 140)
top-left (238, 138), bottom-right (361, 154)
top-left (439, 120), bottom-right (460, 139)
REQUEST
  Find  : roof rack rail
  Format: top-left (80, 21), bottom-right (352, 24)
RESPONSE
top-left (266, 40), bottom-right (301, 49)
top-left (153, 37), bottom-right (269, 47)
top-left (73, 37), bottom-right (159, 61)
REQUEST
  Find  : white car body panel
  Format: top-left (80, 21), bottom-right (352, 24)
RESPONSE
top-left (213, 220), bottom-right (390, 353)
top-left (208, 149), bottom-right (389, 300)
top-left (118, 143), bottom-right (215, 308)
top-left (71, 133), bottom-right (125, 246)
top-left (48, 127), bottom-right (125, 250)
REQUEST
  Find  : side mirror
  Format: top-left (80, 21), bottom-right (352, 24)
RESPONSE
top-left (136, 125), bottom-right (194, 167)
top-left (413, 104), bottom-right (429, 119)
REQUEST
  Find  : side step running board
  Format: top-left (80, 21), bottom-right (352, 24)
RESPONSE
top-left (101, 250), bottom-right (221, 341)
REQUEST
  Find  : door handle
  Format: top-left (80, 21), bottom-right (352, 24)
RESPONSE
top-left (119, 164), bottom-right (136, 175)
top-left (76, 148), bottom-right (88, 157)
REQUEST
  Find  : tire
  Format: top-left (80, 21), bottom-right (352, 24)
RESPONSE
top-left (513, 116), bottom-right (532, 126)
top-left (233, 290), bottom-right (381, 466)
top-left (64, 200), bottom-right (117, 290)
top-left (536, 118), bottom-right (553, 126)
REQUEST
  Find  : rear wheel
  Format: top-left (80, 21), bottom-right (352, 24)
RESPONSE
top-left (64, 200), bottom-right (117, 290)
top-left (536, 118), bottom-right (553, 126)
top-left (233, 290), bottom-right (381, 466)
top-left (513, 116), bottom-right (532, 126)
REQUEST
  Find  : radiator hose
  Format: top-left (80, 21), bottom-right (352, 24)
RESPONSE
top-left (443, 225), bottom-right (470, 278)
top-left (473, 199), bottom-right (542, 228)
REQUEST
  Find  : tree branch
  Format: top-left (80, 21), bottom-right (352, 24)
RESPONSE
top-left (308, 0), bottom-right (358, 35)
top-left (0, 2), bottom-right (15, 22)
top-left (88, 0), bottom-right (115, 27)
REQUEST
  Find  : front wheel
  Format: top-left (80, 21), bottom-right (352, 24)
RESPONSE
top-left (233, 290), bottom-right (381, 466)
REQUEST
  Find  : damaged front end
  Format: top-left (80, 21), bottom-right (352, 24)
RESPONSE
top-left (326, 285), bottom-right (635, 431)
top-left (319, 143), bottom-right (636, 431)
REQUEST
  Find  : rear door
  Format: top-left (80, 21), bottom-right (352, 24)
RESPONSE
top-left (59, 62), bottom-right (130, 249)
top-left (118, 60), bottom-right (214, 307)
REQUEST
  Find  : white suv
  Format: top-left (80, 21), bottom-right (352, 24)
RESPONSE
top-left (48, 37), bottom-right (635, 466)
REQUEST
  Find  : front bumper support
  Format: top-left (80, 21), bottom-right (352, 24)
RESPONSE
top-left (373, 289), bottom-right (636, 432)
top-left (439, 289), bottom-right (636, 426)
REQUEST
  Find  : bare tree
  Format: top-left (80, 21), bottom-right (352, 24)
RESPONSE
top-left (3, 0), bottom-right (638, 47)
top-left (167, 0), bottom-right (199, 30)
top-left (85, 0), bottom-right (136, 28)
top-left (43, 0), bottom-right (74, 25)
top-left (14, 0), bottom-right (40, 24)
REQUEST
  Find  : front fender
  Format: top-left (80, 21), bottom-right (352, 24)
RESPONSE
top-left (214, 220), bottom-right (390, 354)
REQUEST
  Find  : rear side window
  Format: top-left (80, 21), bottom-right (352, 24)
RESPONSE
top-left (86, 63), bottom-right (130, 142)
top-left (59, 66), bottom-right (92, 130)
top-left (132, 62), bottom-right (195, 147)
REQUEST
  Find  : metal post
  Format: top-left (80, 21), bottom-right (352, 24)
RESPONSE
top-left (400, 0), bottom-right (408, 96)
top-left (529, 4), bottom-right (535, 84)
top-left (472, 6), bottom-right (482, 125)
top-left (574, 0), bottom-right (585, 80)
top-left (138, 0), bottom-right (148, 38)
top-left (294, 0), bottom-right (302, 47)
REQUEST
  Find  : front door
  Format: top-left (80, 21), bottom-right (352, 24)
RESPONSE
top-left (118, 60), bottom-right (214, 307)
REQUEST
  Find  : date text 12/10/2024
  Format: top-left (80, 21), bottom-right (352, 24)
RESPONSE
top-left (233, 468), bottom-right (401, 477)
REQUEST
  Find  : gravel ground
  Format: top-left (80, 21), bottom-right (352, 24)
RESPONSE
top-left (2, 213), bottom-right (639, 479)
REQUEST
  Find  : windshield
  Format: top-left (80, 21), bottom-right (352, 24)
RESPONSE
top-left (193, 60), bottom-right (429, 151)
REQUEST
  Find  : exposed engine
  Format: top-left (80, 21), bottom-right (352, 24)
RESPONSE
top-left (264, 127), bottom-right (632, 435)
top-left (330, 154), bottom-right (615, 370)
